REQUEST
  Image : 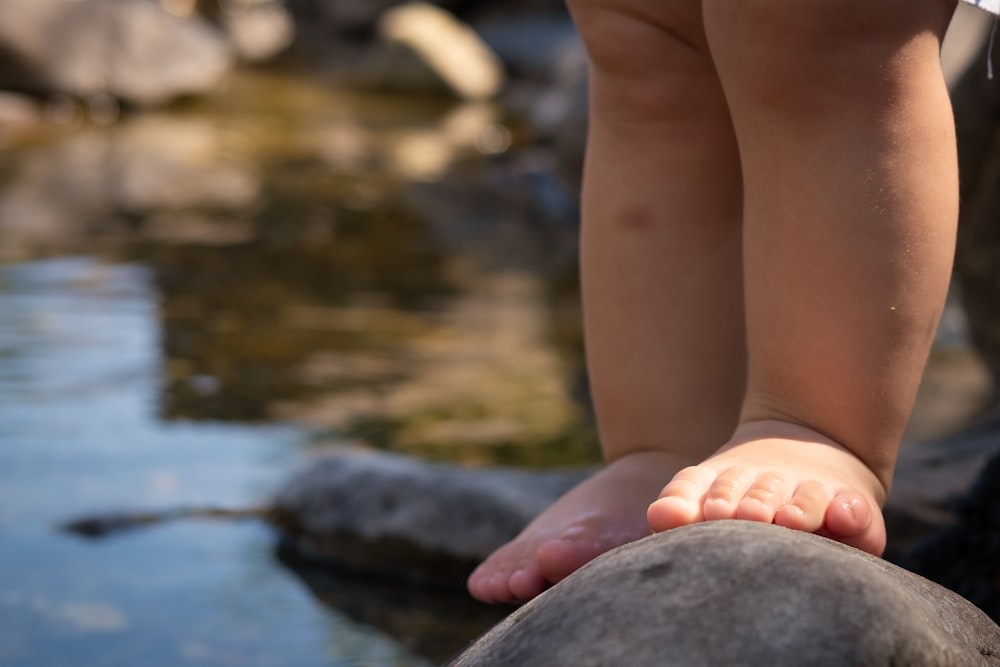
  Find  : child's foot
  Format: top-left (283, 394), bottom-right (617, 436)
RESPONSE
top-left (467, 449), bottom-right (696, 604)
top-left (647, 420), bottom-right (888, 556)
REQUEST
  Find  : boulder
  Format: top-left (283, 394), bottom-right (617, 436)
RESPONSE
top-left (0, 0), bottom-right (231, 106)
top-left (452, 521), bottom-right (1000, 667)
top-left (270, 447), bottom-right (587, 587)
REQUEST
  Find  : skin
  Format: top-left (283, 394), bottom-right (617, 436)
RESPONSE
top-left (468, 0), bottom-right (959, 604)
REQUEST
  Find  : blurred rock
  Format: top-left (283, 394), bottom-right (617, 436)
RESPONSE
top-left (473, 13), bottom-right (580, 80)
top-left (0, 91), bottom-right (44, 144)
top-left (319, 102), bottom-right (511, 181)
top-left (285, 0), bottom-right (416, 33)
top-left (0, 0), bottom-right (231, 106)
top-left (368, 3), bottom-right (504, 100)
top-left (952, 21), bottom-right (1000, 405)
top-left (472, 12), bottom-right (587, 194)
top-left (220, 0), bottom-right (296, 62)
top-left (452, 521), bottom-right (1000, 667)
top-left (270, 447), bottom-right (588, 587)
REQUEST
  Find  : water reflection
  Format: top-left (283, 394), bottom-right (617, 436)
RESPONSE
top-left (0, 69), bottom-right (592, 665)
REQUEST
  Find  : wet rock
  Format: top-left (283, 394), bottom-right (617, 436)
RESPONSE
top-left (0, 0), bottom-right (231, 105)
top-left (270, 447), bottom-right (588, 587)
top-left (452, 521), bottom-right (1000, 667)
top-left (366, 3), bottom-right (505, 100)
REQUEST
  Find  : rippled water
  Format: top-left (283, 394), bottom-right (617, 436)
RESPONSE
top-left (0, 257), bottom-right (443, 666)
top-left (0, 68), bottom-right (597, 666)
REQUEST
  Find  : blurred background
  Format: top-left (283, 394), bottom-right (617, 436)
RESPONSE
top-left (0, 1), bottom-right (997, 665)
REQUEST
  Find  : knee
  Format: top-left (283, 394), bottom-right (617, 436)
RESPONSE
top-left (702, 0), bottom-right (955, 113)
top-left (566, 0), bottom-right (721, 120)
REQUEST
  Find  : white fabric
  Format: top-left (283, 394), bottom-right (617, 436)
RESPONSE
top-left (961, 0), bottom-right (1000, 15)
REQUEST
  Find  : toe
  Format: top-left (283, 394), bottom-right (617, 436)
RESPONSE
top-left (774, 480), bottom-right (828, 532)
top-left (536, 537), bottom-right (594, 584)
top-left (468, 545), bottom-right (524, 603)
top-left (824, 491), bottom-right (885, 556)
top-left (824, 493), bottom-right (871, 537)
top-left (508, 565), bottom-right (548, 602)
top-left (735, 471), bottom-right (792, 523)
top-left (702, 467), bottom-right (755, 520)
top-left (647, 466), bottom-right (715, 532)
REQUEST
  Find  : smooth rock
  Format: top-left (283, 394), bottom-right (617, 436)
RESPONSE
top-left (452, 521), bottom-right (1000, 667)
top-left (220, 0), bottom-right (296, 62)
top-left (0, 0), bottom-right (231, 105)
top-left (372, 3), bottom-right (504, 100)
top-left (270, 447), bottom-right (587, 586)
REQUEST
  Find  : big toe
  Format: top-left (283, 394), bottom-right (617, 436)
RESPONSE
top-left (647, 466), bottom-right (715, 532)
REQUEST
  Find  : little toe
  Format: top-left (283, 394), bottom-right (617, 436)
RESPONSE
top-left (823, 490), bottom-right (885, 551)
top-left (468, 546), bottom-right (527, 603)
top-left (735, 472), bottom-right (792, 523)
top-left (774, 480), bottom-right (829, 532)
top-left (702, 467), bottom-right (755, 520)
top-left (825, 492), bottom-right (872, 537)
top-left (647, 466), bottom-right (716, 532)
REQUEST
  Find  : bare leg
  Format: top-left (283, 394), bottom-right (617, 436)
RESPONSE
top-left (468, 1), bottom-right (746, 604)
top-left (648, 0), bottom-right (960, 554)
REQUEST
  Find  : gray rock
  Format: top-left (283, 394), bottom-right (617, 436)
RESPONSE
top-left (0, 0), bottom-right (231, 106)
top-left (452, 521), bottom-right (1000, 667)
top-left (270, 447), bottom-right (587, 586)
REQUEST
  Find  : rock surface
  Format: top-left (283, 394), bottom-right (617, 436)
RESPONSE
top-left (452, 521), bottom-right (1000, 667)
top-left (268, 410), bottom-right (1000, 590)
top-left (271, 448), bottom-right (587, 586)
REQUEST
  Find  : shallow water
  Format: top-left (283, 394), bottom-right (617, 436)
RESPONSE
top-left (0, 71), bottom-right (592, 666)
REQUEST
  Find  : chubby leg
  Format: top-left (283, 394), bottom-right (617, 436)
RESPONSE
top-left (468, 0), bottom-right (746, 604)
top-left (648, 0), bottom-right (960, 554)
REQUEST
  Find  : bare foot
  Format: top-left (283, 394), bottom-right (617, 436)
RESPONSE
top-left (467, 450), bottom-right (696, 604)
top-left (646, 420), bottom-right (888, 555)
